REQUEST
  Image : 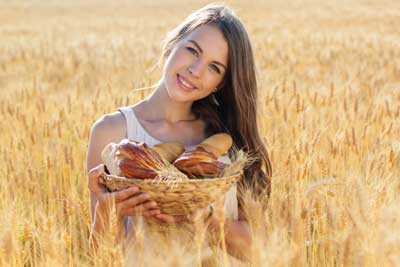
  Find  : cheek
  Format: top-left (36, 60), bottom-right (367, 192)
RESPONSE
top-left (162, 50), bottom-right (223, 99)
top-left (165, 49), bottom-right (189, 70)
top-left (162, 52), bottom-right (186, 85)
top-left (203, 75), bottom-right (222, 91)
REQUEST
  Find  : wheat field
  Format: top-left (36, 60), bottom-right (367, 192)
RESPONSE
top-left (1, 0), bottom-right (399, 266)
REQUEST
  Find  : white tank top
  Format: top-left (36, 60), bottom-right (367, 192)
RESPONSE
top-left (117, 105), bottom-right (238, 226)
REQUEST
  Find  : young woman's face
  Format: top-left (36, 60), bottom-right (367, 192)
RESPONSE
top-left (162, 24), bottom-right (228, 102)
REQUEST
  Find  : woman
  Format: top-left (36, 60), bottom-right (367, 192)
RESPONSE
top-left (86, 3), bottom-right (272, 262)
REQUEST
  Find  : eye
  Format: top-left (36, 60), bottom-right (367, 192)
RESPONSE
top-left (210, 64), bottom-right (221, 74)
top-left (186, 47), bottom-right (198, 57)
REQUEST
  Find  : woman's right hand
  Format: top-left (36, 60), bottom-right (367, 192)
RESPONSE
top-left (88, 164), bottom-right (161, 226)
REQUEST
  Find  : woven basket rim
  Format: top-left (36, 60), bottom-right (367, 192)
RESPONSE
top-left (100, 172), bottom-right (242, 215)
top-left (101, 172), bottom-right (242, 184)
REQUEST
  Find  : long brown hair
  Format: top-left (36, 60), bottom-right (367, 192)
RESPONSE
top-left (158, 4), bottom-right (272, 202)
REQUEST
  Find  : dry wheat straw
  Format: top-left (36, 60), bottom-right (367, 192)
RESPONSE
top-left (1, 1), bottom-right (399, 266)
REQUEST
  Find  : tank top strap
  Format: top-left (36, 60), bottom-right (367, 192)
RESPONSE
top-left (118, 106), bottom-right (138, 140)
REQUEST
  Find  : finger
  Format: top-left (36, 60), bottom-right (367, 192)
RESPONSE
top-left (87, 164), bottom-right (106, 193)
top-left (112, 186), bottom-right (140, 202)
top-left (116, 192), bottom-right (150, 216)
top-left (131, 201), bottom-right (157, 214)
top-left (124, 203), bottom-right (159, 217)
top-left (175, 215), bottom-right (189, 223)
top-left (129, 200), bottom-right (157, 212)
top-left (146, 216), bottom-right (169, 224)
top-left (88, 163), bottom-right (104, 178)
top-left (124, 192), bottom-right (151, 207)
top-left (154, 214), bottom-right (175, 223)
top-left (142, 200), bottom-right (158, 210)
top-left (142, 208), bottom-right (161, 217)
top-left (144, 213), bottom-right (164, 223)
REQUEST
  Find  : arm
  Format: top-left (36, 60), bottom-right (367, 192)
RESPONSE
top-left (153, 205), bottom-right (252, 261)
top-left (86, 114), bottom-right (126, 246)
top-left (86, 114), bottom-right (126, 219)
top-left (86, 115), bottom-right (160, 249)
top-left (208, 206), bottom-right (252, 261)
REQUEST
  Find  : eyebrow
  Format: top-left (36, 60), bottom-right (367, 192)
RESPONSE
top-left (188, 39), bottom-right (227, 70)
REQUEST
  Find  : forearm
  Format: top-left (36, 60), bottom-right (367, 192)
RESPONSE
top-left (89, 202), bottom-right (108, 250)
top-left (89, 202), bottom-right (126, 250)
top-left (208, 216), bottom-right (252, 261)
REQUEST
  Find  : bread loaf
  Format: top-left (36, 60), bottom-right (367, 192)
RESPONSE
top-left (197, 133), bottom-right (233, 157)
top-left (101, 139), bottom-right (177, 179)
top-left (173, 133), bottom-right (233, 178)
top-left (102, 134), bottom-right (232, 179)
top-left (101, 143), bottom-right (121, 176)
top-left (153, 142), bottom-right (184, 163)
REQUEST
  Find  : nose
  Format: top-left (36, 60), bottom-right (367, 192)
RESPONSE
top-left (187, 59), bottom-right (204, 78)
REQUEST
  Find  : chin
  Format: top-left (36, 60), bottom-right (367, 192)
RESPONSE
top-left (166, 87), bottom-right (195, 102)
top-left (165, 82), bottom-right (196, 103)
top-left (164, 73), bottom-right (211, 102)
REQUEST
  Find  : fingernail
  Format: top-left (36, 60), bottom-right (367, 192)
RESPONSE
top-left (126, 187), bottom-right (135, 193)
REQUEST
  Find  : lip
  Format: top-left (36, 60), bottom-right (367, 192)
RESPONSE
top-left (177, 74), bottom-right (197, 91)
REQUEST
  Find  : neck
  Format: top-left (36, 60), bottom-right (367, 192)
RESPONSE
top-left (143, 81), bottom-right (196, 123)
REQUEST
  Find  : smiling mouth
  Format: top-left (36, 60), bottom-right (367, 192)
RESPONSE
top-left (177, 74), bottom-right (197, 90)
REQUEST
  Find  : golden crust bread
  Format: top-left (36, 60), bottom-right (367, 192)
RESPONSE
top-left (173, 147), bottom-right (226, 178)
top-left (102, 133), bottom-right (232, 179)
top-left (173, 133), bottom-right (233, 178)
top-left (197, 133), bottom-right (232, 157)
top-left (153, 142), bottom-right (185, 163)
top-left (117, 157), bottom-right (158, 179)
top-left (101, 139), bottom-right (165, 179)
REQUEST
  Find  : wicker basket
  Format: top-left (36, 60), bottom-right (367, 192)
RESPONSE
top-left (100, 172), bottom-right (242, 216)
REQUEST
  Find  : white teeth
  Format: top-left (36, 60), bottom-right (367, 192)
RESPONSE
top-left (179, 75), bottom-right (195, 89)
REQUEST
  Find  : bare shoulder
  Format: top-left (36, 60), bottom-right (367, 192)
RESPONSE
top-left (86, 111), bottom-right (126, 173)
top-left (91, 111), bottom-right (126, 140)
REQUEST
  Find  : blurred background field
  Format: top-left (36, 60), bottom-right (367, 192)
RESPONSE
top-left (0, 0), bottom-right (399, 266)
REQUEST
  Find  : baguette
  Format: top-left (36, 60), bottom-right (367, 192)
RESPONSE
top-left (101, 139), bottom-right (162, 178)
top-left (153, 142), bottom-right (184, 163)
top-left (173, 133), bottom-right (233, 178)
top-left (197, 133), bottom-right (232, 157)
